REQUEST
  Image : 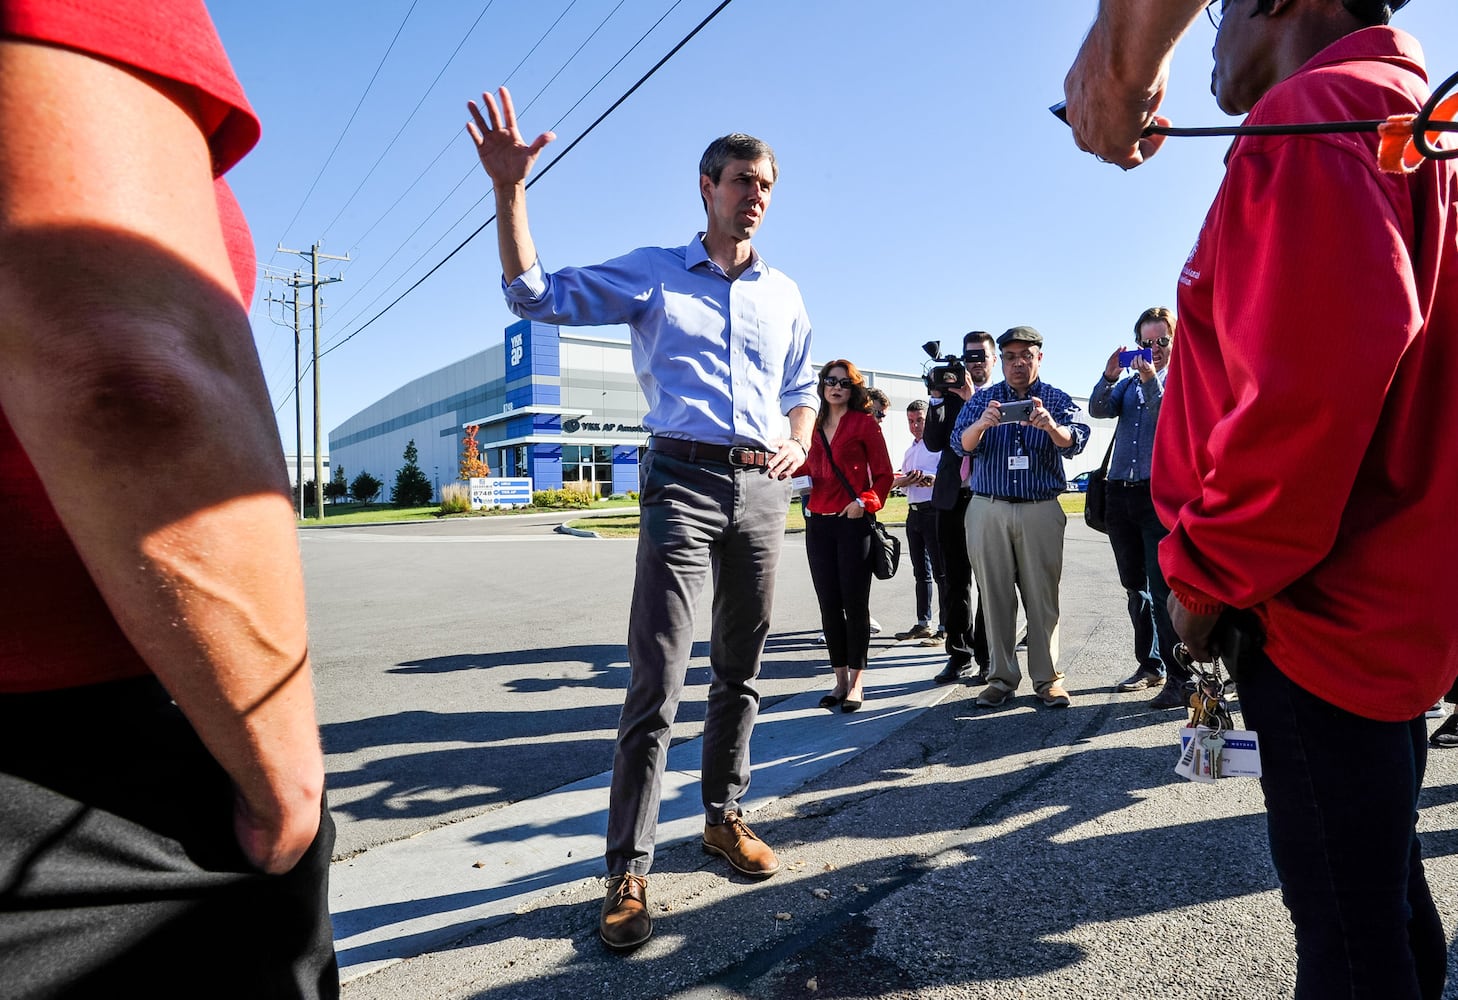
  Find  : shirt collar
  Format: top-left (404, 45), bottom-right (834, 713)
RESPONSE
top-left (1291, 26), bottom-right (1425, 84)
top-left (687, 232), bottom-right (763, 278)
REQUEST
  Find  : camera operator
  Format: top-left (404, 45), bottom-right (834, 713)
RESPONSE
top-left (922, 331), bottom-right (995, 684)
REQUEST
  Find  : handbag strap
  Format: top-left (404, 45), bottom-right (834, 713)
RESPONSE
top-left (817, 424), bottom-right (872, 516)
top-left (1097, 435), bottom-right (1115, 474)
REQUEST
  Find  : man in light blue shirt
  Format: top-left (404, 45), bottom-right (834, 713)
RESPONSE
top-left (469, 87), bottom-right (817, 952)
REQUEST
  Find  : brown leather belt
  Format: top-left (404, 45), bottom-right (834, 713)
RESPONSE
top-left (649, 437), bottom-right (774, 468)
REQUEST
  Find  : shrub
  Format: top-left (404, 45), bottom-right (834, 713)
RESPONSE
top-left (350, 471), bottom-right (382, 504)
top-left (439, 481), bottom-right (472, 514)
top-left (391, 439), bottom-right (434, 506)
top-left (531, 488), bottom-right (592, 509)
top-left (323, 464), bottom-right (349, 503)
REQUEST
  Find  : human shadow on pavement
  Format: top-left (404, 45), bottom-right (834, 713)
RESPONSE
top-left (323, 635), bottom-right (832, 829)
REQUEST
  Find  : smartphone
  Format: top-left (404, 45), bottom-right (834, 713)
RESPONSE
top-left (997, 399), bottom-right (1035, 424)
top-left (1118, 347), bottom-right (1153, 367)
top-left (1050, 101), bottom-right (1070, 126)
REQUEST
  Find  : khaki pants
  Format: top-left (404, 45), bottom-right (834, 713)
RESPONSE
top-left (965, 496), bottom-right (1065, 694)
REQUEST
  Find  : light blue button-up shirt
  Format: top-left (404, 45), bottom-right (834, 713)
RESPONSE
top-left (503, 234), bottom-right (818, 449)
top-left (1087, 369), bottom-right (1166, 482)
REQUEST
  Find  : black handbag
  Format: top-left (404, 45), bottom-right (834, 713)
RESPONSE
top-left (1083, 438), bottom-right (1115, 534)
top-left (817, 426), bottom-right (900, 580)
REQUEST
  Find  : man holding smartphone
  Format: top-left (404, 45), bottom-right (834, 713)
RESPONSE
top-left (923, 331), bottom-right (997, 683)
top-left (951, 327), bottom-right (1089, 709)
top-left (893, 400), bottom-right (945, 643)
top-left (1089, 306), bottom-right (1190, 710)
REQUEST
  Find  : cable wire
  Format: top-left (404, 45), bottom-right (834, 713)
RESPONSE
top-left (270, 1), bottom-right (420, 253)
top-left (327, 0), bottom-right (631, 326)
top-left (321, 0), bottom-right (732, 358)
top-left (318, 2), bottom-right (499, 243)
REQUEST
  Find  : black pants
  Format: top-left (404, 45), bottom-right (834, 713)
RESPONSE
top-left (1104, 480), bottom-right (1191, 684)
top-left (904, 504), bottom-right (944, 627)
top-left (937, 492), bottom-right (987, 668)
top-left (0, 677), bottom-right (338, 999)
top-left (1240, 653), bottom-right (1445, 999)
top-left (806, 513), bottom-right (874, 671)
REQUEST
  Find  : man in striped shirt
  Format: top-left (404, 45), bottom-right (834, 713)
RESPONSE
top-left (950, 326), bottom-right (1089, 708)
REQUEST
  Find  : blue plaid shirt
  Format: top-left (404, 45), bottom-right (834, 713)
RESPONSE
top-left (949, 379), bottom-right (1089, 500)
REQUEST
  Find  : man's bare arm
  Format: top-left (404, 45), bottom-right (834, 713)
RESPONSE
top-left (1063, 0), bottom-right (1205, 167)
top-left (0, 41), bottom-right (323, 874)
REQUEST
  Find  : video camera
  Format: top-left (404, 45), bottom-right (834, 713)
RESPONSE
top-left (922, 340), bottom-right (972, 391)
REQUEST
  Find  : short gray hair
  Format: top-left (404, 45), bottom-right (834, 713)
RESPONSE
top-left (699, 134), bottom-right (778, 185)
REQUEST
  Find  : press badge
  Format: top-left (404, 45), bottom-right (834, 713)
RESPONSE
top-left (1008, 455), bottom-right (1030, 471)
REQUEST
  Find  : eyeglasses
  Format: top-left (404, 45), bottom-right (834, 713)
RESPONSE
top-left (872, 411), bottom-right (886, 420)
top-left (1000, 351), bottom-right (1037, 365)
top-left (1140, 336), bottom-right (1172, 348)
top-left (822, 375), bottom-right (856, 389)
top-left (1206, 0), bottom-right (1241, 28)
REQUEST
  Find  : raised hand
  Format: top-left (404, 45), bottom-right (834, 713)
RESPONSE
top-left (1105, 346), bottom-right (1127, 381)
top-left (466, 86), bottom-right (555, 188)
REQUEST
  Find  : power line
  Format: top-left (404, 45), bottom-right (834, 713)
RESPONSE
top-left (325, 0), bottom-right (633, 331)
top-left (318, 1), bottom-right (499, 243)
top-left (270, 1), bottom-right (420, 254)
top-left (327, 0), bottom-right (619, 318)
top-left (321, 0), bottom-right (731, 360)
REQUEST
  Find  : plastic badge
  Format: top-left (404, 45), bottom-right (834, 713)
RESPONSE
top-left (1175, 726), bottom-right (1263, 781)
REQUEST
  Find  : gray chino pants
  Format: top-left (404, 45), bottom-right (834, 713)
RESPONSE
top-left (606, 450), bottom-right (790, 876)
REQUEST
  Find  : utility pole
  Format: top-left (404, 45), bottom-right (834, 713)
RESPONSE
top-left (264, 271), bottom-right (308, 518)
top-left (277, 241), bottom-right (349, 522)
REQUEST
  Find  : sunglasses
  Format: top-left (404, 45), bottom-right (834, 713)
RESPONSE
top-left (822, 376), bottom-right (856, 389)
top-left (1140, 336), bottom-right (1173, 349)
top-left (872, 411), bottom-right (886, 420)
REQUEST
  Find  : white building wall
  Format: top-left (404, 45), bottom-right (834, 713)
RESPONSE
top-left (330, 344), bottom-right (504, 501)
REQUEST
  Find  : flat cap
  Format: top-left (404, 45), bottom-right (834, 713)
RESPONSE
top-left (997, 325), bottom-right (1044, 348)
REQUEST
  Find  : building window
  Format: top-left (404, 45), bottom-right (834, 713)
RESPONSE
top-left (561, 444), bottom-right (613, 497)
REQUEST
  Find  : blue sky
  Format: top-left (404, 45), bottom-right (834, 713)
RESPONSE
top-left (209, 1), bottom-right (1458, 448)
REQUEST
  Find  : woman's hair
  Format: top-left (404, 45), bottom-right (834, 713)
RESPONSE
top-left (816, 358), bottom-right (871, 427)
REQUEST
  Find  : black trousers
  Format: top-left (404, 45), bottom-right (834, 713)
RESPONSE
top-left (805, 513), bottom-right (874, 672)
top-left (0, 676), bottom-right (338, 999)
top-left (937, 492), bottom-right (987, 668)
top-left (1240, 653), bottom-right (1444, 999)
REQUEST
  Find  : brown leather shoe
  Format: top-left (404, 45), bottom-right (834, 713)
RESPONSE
top-left (703, 811), bottom-right (780, 877)
top-left (600, 873), bottom-right (652, 950)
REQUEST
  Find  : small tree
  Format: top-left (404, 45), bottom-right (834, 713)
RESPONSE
top-left (297, 478), bottom-right (320, 510)
top-left (459, 424), bottom-right (491, 480)
top-left (350, 470), bottom-right (382, 504)
top-left (390, 439), bottom-right (434, 506)
top-left (323, 464), bottom-right (349, 503)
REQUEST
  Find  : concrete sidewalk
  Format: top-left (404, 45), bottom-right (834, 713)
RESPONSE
top-left (331, 643), bottom-right (957, 981)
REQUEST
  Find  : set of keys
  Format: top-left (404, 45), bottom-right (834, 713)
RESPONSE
top-left (1173, 642), bottom-right (1235, 783)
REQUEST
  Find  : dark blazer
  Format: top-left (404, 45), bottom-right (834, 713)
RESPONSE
top-left (922, 394), bottom-right (968, 511)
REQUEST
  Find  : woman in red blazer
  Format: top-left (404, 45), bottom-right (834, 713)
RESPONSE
top-left (796, 360), bottom-right (893, 711)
